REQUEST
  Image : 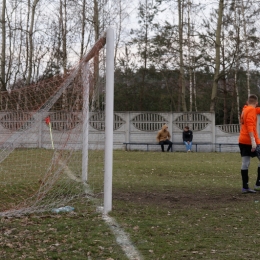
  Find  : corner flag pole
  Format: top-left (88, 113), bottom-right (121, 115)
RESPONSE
top-left (45, 116), bottom-right (54, 149)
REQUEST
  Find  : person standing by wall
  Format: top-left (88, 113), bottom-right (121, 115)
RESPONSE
top-left (183, 126), bottom-right (193, 152)
top-left (156, 124), bottom-right (173, 152)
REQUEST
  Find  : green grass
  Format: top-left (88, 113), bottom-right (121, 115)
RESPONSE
top-left (111, 151), bottom-right (260, 259)
top-left (2, 150), bottom-right (260, 259)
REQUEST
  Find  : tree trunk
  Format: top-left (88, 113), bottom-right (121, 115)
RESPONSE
top-left (223, 79), bottom-right (228, 124)
top-left (241, 0), bottom-right (250, 96)
top-left (221, 28), bottom-right (228, 124)
top-left (59, 0), bottom-right (68, 110)
top-left (234, 0), bottom-right (241, 124)
top-left (139, 0), bottom-right (150, 111)
top-left (234, 71), bottom-right (240, 123)
top-left (114, 0), bottom-right (123, 66)
top-left (24, 0), bottom-right (30, 81)
top-left (26, 0), bottom-right (39, 85)
top-left (1, 0), bottom-right (6, 92)
top-left (80, 0), bottom-right (86, 59)
top-left (61, 0), bottom-right (67, 74)
top-left (193, 66), bottom-right (197, 112)
top-left (93, 0), bottom-right (100, 109)
top-left (178, 0), bottom-right (186, 111)
top-left (187, 0), bottom-right (192, 112)
top-left (210, 0), bottom-right (224, 112)
top-left (229, 85), bottom-right (236, 124)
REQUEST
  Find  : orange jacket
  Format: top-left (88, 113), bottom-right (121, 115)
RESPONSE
top-left (239, 105), bottom-right (260, 145)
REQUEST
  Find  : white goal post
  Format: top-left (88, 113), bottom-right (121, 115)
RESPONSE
top-left (81, 28), bottom-right (114, 214)
top-left (103, 28), bottom-right (114, 214)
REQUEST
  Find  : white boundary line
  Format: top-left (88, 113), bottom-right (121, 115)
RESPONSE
top-left (62, 163), bottom-right (143, 260)
top-left (97, 206), bottom-right (143, 260)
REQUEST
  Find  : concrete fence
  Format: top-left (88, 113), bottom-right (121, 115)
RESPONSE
top-left (0, 111), bottom-right (248, 152)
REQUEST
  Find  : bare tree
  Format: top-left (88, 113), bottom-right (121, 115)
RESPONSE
top-left (59, 0), bottom-right (68, 75)
top-left (80, 0), bottom-right (87, 59)
top-left (113, 0), bottom-right (129, 66)
top-left (233, 0), bottom-right (241, 123)
top-left (26, 0), bottom-right (40, 85)
top-left (210, 0), bottom-right (224, 112)
top-left (241, 0), bottom-right (250, 96)
top-left (187, 0), bottom-right (192, 112)
top-left (178, 0), bottom-right (186, 111)
top-left (1, 0), bottom-right (6, 91)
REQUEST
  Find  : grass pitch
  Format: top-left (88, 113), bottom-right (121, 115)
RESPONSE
top-left (1, 150), bottom-right (260, 259)
top-left (111, 151), bottom-right (260, 259)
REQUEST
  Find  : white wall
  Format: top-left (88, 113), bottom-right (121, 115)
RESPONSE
top-left (0, 111), bottom-right (245, 152)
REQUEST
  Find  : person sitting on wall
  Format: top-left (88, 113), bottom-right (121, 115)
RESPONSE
top-left (156, 124), bottom-right (173, 152)
top-left (183, 126), bottom-right (193, 152)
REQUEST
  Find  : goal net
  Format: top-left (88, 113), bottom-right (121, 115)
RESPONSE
top-left (0, 28), bottom-right (114, 217)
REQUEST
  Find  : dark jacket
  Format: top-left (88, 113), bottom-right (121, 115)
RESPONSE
top-left (183, 130), bottom-right (193, 142)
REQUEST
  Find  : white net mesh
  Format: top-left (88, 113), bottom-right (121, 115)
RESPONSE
top-left (0, 32), bottom-right (108, 217)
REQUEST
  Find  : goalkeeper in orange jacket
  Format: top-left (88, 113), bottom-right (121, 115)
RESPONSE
top-left (239, 94), bottom-right (260, 193)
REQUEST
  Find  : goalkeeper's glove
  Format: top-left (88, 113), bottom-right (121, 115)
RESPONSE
top-left (251, 137), bottom-right (257, 149)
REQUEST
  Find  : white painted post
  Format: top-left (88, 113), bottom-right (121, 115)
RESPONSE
top-left (104, 28), bottom-right (114, 214)
top-left (82, 62), bottom-right (89, 182)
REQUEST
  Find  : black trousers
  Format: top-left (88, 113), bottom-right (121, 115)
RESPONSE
top-left (159, 140), bottom-right (173, 152)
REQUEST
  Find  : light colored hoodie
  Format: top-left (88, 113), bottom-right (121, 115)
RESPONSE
top-left (156, 124), bottom-right (171, 142)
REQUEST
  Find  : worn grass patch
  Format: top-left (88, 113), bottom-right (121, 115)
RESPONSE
top-left (0, 198), bottom-right (128, 260)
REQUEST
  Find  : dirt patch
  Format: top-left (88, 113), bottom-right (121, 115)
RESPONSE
top-left (113, 189), bottom-right (260, 209)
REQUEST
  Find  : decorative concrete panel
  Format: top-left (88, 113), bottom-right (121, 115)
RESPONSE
top-left (0, 111), bottom-right (248, 152)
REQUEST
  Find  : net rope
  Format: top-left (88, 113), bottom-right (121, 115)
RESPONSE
top-left (0, 32), bottom-right (107, 217)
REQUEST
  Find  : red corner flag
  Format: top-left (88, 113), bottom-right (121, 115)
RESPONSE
top-left (45, 116), bottom-right (51, 125)
top-left (45, 116), bottom-right (54, 149)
